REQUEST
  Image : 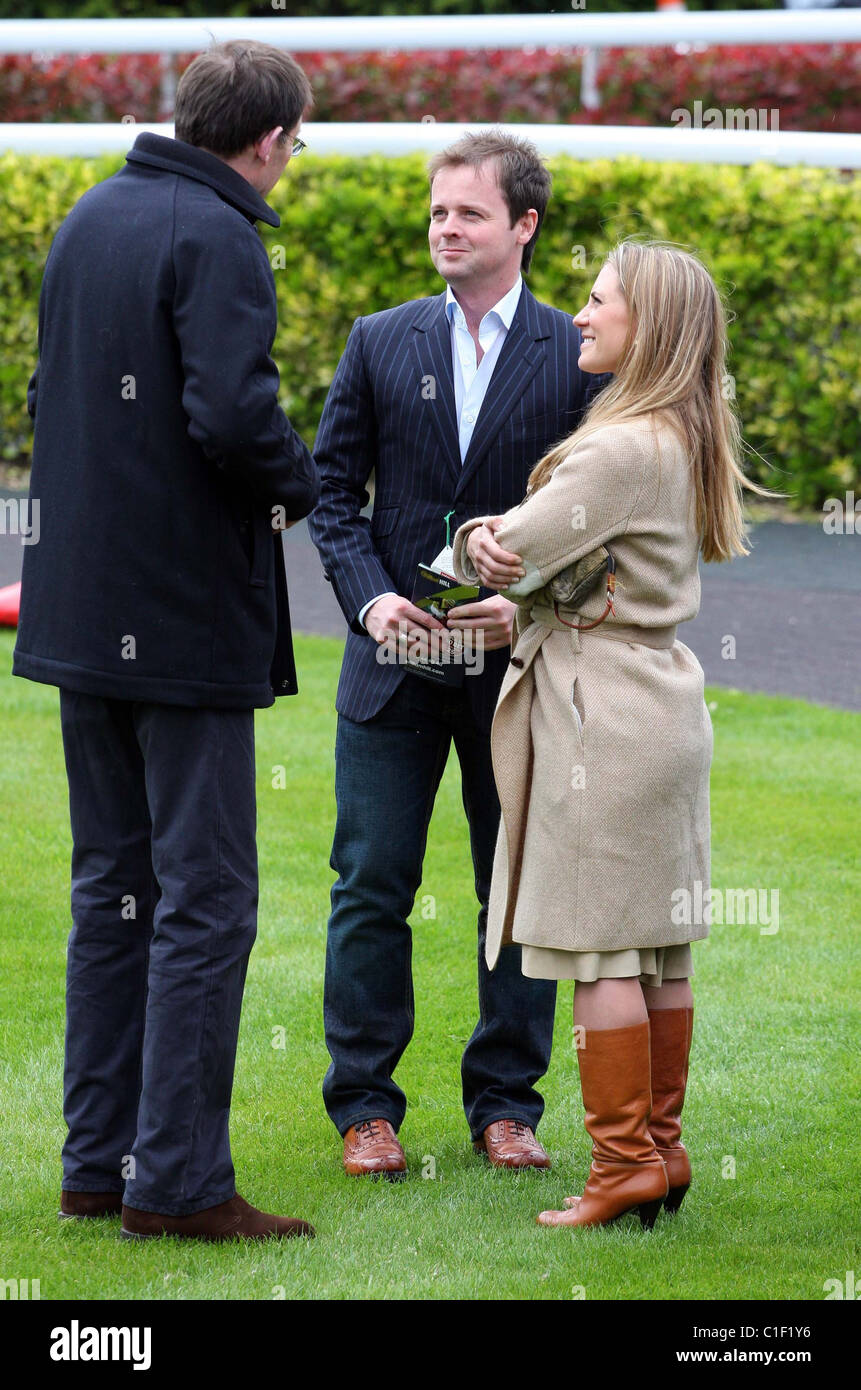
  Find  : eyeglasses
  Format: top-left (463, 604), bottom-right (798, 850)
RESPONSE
top-left (291, 136), bottom-right (306, 157)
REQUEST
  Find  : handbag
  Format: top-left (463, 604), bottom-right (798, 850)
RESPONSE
top-left (548, 545), bottom-right (617, 631)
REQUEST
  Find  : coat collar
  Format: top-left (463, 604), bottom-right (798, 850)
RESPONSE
top-left (125, 132), bottom-right (281, 228)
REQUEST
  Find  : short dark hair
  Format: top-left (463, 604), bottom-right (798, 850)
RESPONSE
top-left (174, 40), bottom-right (313, 158)
top-left (427, 129), bottom-right (552, 273)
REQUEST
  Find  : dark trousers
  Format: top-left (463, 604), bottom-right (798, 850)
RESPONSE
top-left (58, 691), bottom-right (258, 1216)
top-left (323, 675), bottom-right (557, 1141)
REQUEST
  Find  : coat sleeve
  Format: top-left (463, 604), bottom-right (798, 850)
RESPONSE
top-left (307, 317), bottom-right (398, 634)
top-left (453, 424), bottom-right (652, 599)
top-left (452, 514), bottom-right (579, 612)
top-left (172, 212), bottom-right (319, 520)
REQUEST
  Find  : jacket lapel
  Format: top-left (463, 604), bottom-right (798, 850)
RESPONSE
top-left (410, 295), bottom-right (461, 486)
top-left (455, 285), bottom-right (548, 499)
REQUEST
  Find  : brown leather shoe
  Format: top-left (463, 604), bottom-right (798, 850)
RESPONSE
top-left (120, 1192), bottom-right (314, 1241)
top-left (473, 1119), bottom-right (552, 1170)
top-left (59, 1190), bottom-right (123, 1219)
top-left (342, 1119), bottom-right (407, 1178)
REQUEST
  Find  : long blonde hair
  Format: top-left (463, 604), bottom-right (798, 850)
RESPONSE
top-left (528, 239), bottom-right (777, 562)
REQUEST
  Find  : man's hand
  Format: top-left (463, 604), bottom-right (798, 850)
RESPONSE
top-left (365, 594), bottom-right (446, 645)
top-left (445, 595), bottom-right (517, 652)
top-left (466, 517), bottom-right (525, 590)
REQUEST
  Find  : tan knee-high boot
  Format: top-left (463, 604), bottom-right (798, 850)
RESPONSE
top-left (647, 1006), bottom-right (693, 1214)
top-left (538, 1021), bottom-right (668, 1230)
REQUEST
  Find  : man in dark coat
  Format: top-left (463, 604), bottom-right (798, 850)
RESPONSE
top-left (13, 41), bottom-right (320, 1241)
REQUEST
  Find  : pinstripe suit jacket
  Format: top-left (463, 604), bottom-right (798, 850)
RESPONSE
top-left (308, 283), bottom-right (599, 727)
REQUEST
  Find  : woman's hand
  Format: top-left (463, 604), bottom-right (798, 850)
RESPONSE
top-left (466, 518), bottom-right (526, 590)
top-left (445, 595), bottom-right (518, 652)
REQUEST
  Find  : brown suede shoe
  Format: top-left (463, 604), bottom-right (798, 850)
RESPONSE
top-left (59, 1190), bottom-right (123, 1219)
top-left (120, 1192), bottom-right (314, 1241)
top-left (473, 1119), bottom-right (552, 1170)
top-left (342, 1119), bottom-right (407, 1178)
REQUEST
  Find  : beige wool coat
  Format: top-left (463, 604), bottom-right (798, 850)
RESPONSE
top-left (453, 415), bottom-right (713, 969)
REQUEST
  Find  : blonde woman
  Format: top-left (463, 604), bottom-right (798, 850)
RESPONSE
top-left (453, 240), bottom-right (770, 1230)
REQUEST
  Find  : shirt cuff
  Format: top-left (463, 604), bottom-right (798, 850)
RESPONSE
top-left (357, 591), bottom-right (398, 630)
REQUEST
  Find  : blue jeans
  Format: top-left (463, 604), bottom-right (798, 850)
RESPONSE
top-left (323, 674), bottom-right (556, 1141)
top-left (59, 692), bottom-right (258, 1215)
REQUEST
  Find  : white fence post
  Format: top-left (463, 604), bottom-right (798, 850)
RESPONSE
top-left (580, 48), bottom-right (601, 112)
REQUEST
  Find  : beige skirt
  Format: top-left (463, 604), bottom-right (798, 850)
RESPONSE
top-left (521, 942), bottom-right (693, 985)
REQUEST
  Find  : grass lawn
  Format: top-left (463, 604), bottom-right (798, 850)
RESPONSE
top-left (0, 629), bottom-right (858, 1301)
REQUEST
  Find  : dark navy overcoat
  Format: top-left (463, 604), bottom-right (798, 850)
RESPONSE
top-left (14, 132), bottom-right (319, 707)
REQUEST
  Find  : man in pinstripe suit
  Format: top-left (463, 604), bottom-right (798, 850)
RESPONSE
top-left (309, 131), bottom-right (600, 1177)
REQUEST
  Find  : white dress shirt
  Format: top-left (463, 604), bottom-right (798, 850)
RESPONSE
top-left (359, 276), bottom-right (523, 629)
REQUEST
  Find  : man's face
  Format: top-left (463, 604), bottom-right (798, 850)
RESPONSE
top-left (429, 162), bottom-right (532, 291)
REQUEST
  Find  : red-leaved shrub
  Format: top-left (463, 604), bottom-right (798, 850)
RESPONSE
top-left (1, 44), bottom-right (858, 131)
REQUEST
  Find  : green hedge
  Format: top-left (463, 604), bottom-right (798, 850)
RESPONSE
top-left (2, 151), bottom-right (858, 508)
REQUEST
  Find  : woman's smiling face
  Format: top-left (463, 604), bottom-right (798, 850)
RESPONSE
top-left (573, 263), bottom-right (631, 375)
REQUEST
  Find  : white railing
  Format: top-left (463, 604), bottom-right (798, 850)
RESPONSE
top-left (3, 121), bottom-right (859, 169)
top-left (0, 11), bottom-right (859, 53)
top-left (1, 12), bottom-right (857, 168)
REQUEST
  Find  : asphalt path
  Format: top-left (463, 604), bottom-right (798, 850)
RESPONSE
top-left (2, 490), bottom-right (858, 712)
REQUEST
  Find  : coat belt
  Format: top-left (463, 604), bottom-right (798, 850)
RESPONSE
top-left (526, 603), bottom-right (678, 650)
